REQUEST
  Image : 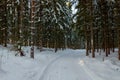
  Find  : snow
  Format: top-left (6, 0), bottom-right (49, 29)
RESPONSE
top-left (0, 46), bottom-right (120, 80)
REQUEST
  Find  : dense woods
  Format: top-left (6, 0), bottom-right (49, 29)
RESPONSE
top-left (0, 0), bottom-right (120, 60)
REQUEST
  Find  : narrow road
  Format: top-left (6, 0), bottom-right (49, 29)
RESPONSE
top-left (39, 53), bottom-right (103, 80)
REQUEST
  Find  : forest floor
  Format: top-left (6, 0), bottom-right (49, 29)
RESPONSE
top-left (0, 45), bottom-right (120, 80)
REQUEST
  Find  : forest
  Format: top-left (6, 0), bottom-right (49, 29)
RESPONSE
top-left (0, 0), bottom-right (120, 60)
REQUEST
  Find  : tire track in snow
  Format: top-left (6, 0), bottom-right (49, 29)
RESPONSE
top-left (79, 59), bottom-right (104, 80)
top-left (39, 54), bottom-right (65, 80)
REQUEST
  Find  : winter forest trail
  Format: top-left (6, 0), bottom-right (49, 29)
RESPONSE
top-left (38, 52), bottom-right (103, 80)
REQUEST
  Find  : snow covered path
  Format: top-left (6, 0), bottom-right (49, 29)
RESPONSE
top-left (39, 52), bottom-right (103, 80)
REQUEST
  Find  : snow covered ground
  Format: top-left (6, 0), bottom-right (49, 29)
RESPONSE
top-left (0, 45), bottom-right (120, 80)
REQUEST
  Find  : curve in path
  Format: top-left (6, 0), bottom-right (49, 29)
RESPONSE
top-left (39, 53), bottom-right (104, 80)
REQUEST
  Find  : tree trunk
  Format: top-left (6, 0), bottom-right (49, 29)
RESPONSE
top-left (30, 0), bottom-right (36, 58)
top-left (30, 46), bottom-right (34, 59)
top-left (118, 30), bottom-right (120, 60)
top-left (91, 0), bottom-right (95, 58)
top-left (4, 0), bottom-right (7, 47)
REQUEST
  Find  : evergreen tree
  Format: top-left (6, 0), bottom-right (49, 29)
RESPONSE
top-left (0, 0), bottom-right (7, 47)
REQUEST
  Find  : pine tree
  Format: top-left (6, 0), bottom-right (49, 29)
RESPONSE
top-left (0, 0), bottom-right (7, 47)
top-left (74, 0), bottom-right (92, 56)
top-left (115, 0), bottom-right (120, 60)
